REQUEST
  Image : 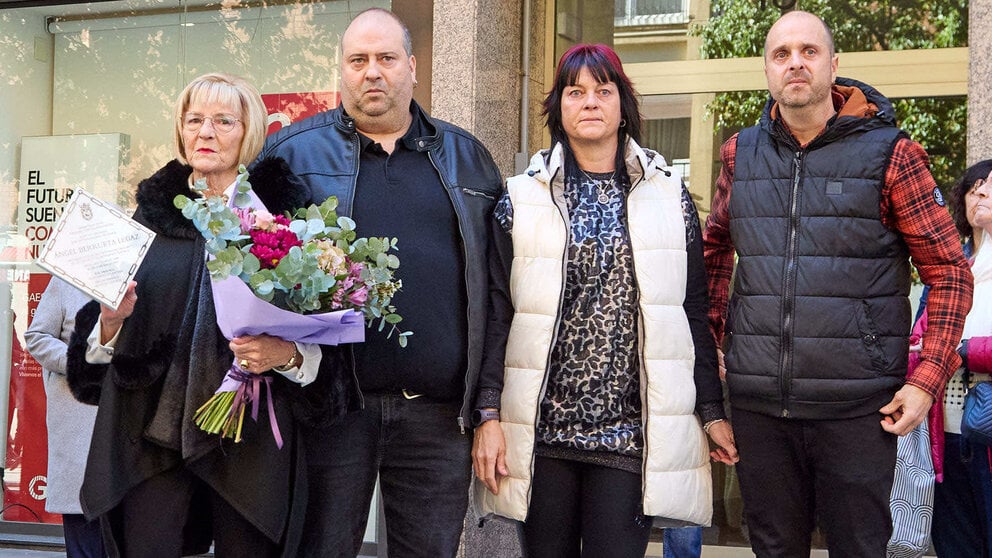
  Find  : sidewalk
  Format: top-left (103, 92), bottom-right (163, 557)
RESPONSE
top-left (0, 550), bottom-right (63, 557)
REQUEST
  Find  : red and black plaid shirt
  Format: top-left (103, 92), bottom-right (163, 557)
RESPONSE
top-left (704, 133), bottom-right (973, 399)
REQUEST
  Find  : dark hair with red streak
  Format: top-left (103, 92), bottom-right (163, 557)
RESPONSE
top-left (542, 43), bottom-right (642, 171)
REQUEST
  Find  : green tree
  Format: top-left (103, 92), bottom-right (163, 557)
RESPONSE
top-left (692, 0), bottom-right (968, 189)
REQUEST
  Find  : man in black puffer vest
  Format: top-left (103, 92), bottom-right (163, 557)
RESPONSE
top-left (704, 11), bottom-right (972, 557)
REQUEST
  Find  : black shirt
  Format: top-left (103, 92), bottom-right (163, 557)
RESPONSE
top-left (350, 112), bottom-right (469, 401)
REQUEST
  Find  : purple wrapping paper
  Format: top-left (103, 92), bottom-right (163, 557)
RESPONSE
top-left (211, 273), bottom-right (366, 345)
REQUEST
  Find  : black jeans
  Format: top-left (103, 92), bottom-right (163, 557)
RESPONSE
top-left (932, 432), bottom-right (992, 557)
top-left (301, 394), bottom-right (472, 558)
top-left (523, 455), bottom-right (651, 558)
top-left (732, 408), bottom-right (897, 558)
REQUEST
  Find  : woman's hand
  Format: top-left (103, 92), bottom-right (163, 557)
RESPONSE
top-left (472, 419), bottom-right (508, 495)
top-left (706, 420), bottom-right (739, 465)
top-left (100, 281), bottom-right (137, 344)
top-left (230, 334), bottom-right (297, 374)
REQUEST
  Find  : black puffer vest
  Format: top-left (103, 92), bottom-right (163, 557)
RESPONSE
top-left (725, 78), bottom-right (911, 419)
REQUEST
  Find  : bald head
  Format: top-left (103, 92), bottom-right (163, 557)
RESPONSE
top-left (344, 8), bottom-right (412, 56)
top-left (764, 11), bottom-right (835, 58)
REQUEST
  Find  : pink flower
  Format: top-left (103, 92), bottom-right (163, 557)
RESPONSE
top-left (250, 226), bottom-right (302, 269)
top-left (348, 286), bottom-right (369, 306)
top-left (349, 262), bottom-right (365, 279)
top-left (234, 208), bottom-right (255, 232)
top-left (330, 287), bottom-right (345, 310)
top-left (253, 210), bottom-right (275, 231)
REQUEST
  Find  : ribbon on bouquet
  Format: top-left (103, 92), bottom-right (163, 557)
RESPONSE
top-left (221, 364), bottom-right (283, 449)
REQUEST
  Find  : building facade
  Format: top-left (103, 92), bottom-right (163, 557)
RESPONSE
top-left (0, 0), bottom-right (985, 553)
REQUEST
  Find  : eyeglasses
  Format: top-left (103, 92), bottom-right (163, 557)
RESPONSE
top-left (182, 113), bottom-right (242, 134)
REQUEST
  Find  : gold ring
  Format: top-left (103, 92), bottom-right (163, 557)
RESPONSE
top-left (239, 359), bottom-right (249, 369)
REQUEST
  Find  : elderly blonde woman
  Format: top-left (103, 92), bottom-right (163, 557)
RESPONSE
top-left (472, 44), bottom-right (738, 557)
top-left (66, 73), bottom-right (344, 557)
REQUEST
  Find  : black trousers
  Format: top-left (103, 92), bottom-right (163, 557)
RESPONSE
top-left (62, 513), bottom-right (105, 558)
top-left (523, 455), bottom-right (652, 558)
top-left (101, 466), bottom-right (279, 558)
top-left (932, 433), bottom-right (992, 557)
top-left (732, 407), bottom-right (897, 558)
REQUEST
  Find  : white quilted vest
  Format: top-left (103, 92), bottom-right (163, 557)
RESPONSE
top-left (474, 140), bottom-right (713, 526)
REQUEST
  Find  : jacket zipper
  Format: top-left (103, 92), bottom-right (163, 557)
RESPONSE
top-left (779, 150), bottom-right (804, 418)
top-left (346, 125), bottom-right (366, 410)
top-left (527, 164), bottom-right (570, 512)
top-left (462, 188), bottom-right (497, 200)
top-left (622, 161), bottom-right (651, 496)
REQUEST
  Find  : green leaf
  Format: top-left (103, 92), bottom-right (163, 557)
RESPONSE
top-left (320, 196), bottom-right (339, 214)
top-left (242, 253), bottom-right (260, 275)
top-left (337, 216), bottom-right (356, 231)
top-left (173, 195), bottom-right (192, 209)
top-left (233, 192), bottom-right (252, 207)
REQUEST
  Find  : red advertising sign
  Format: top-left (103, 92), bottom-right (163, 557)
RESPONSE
top-left (4, 272), bottom-right (59, 523)
top-left (263, 91), bottom-right (339, 135)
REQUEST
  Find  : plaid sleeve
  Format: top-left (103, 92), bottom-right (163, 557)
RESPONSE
top-left (883, 138), bottom-right (973, 398)
top-left (703, 134), bottom-right (738, 346)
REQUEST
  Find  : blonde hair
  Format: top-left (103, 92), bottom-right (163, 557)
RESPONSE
top-left (173, 72), bottom-right (267, 167)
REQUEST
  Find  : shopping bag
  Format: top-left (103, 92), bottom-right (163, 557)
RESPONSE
top-left (886, 420), bottom-right (934, 558)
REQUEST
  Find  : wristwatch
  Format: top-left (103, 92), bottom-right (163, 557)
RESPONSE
top-left (471, 408), bottom-right (500, 427)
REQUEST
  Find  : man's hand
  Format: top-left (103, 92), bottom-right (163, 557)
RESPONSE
top-left (879, 384), bottom-right (934, 436)
top-left (472, 419), bottom-right (507, 495)
top-left (706, 420), bottom-right (739, 465)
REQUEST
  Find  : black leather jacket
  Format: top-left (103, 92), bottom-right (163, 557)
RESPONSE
top-left (258, 101), bottom-right (506, 429)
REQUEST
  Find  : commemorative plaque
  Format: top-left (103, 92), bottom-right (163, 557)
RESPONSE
top-left (36, 188), bottom-right (155, 309)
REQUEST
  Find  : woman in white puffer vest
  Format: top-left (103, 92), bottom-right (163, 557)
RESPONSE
top-left (471, 43), bottom-right (739, 557)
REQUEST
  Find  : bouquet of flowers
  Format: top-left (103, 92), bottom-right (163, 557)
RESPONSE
top-left (174, 165), bottom-right (409, 446)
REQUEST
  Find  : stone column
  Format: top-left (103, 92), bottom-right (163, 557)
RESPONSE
top-left (968, 0), bottom-right (992, 165)
top-left (431, 0), bottom-right (524, 177)
top-left (431, 1), bottom-right (527, 556)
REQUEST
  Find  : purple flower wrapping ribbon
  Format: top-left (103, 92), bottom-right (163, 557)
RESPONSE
top-left (222, 366), bottom-right (282, 448)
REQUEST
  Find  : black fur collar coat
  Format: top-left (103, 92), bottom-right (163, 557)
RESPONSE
top-left (65, 157), bottom-right (358, 554)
